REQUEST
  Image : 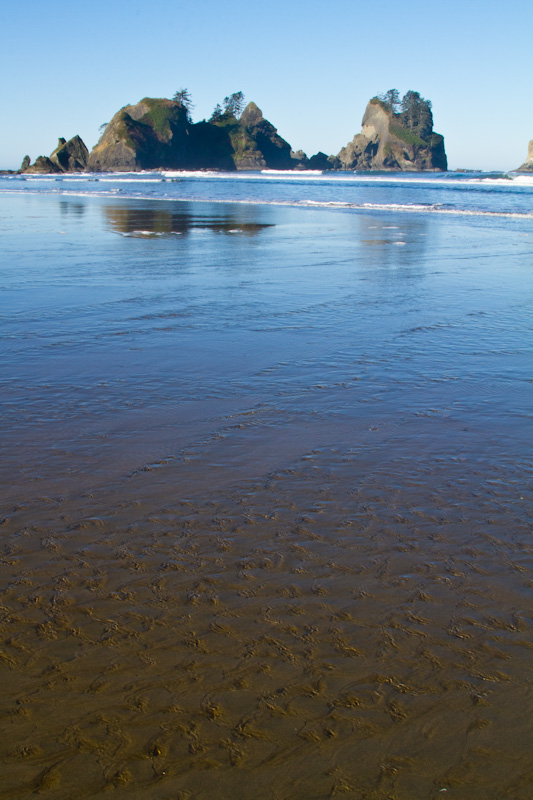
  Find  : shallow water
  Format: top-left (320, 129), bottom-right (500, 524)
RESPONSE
top-left (1, 192), bottom-right (532, 799)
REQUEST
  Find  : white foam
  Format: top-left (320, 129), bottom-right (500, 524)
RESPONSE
top-left (14, 170), bottom-right (533, 191)
top-left (98, 178), bottom-right (163, 183)
top-left (480, 174), bottom-right (533, 187)
top-left (162, 170), bottom-right (229, 178)
top-left (261, 169), bottom-right (323, 176)
top-left (3, 176), bottom-right (533, 220)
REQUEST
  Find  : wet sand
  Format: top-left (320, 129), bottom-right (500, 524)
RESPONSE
top-left (1, 195), bottom-right (532, 798)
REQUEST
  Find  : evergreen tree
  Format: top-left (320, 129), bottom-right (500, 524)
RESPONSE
top-left (172, 88), bottom-right (194, 119)
top-left (210, 104), bottom-right (223, 122)
top-left (400, 91), bottom-right (433, 139)
top-left (223, 91), bottom-right (245, 118)
top-left (378, 89), bottom-right (400, 114)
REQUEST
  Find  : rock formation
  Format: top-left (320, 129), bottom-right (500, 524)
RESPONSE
top-left (23, 156), bottom-right (62, 174)
top-left (22, 135), bottom-right (89, 173)
top-left (308, 152), bottom-right (341, 170)
top-left (86, 98), bottom-right (297, 172)
top-left (87, 98), bottom-right (192, 171)
top-left (18, 92), bottom-right (449, 174)
top-left (337, 95), bottom-right (447, 171)
top-left (227, 102), bottom-right (293, 170)
top-left (291, 150), bottom-right (310, 169)
top-left (516, 140), bottom-right (533, 172)
top-left (50, 136), bottom-right (89, 171)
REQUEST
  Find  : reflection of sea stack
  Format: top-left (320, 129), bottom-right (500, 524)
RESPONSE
top-left (516, 140), bottom-right (533, 172)
top-left (102, 204), bottom-right (273, 237)
top-left (337, 92), bottom-right (447, 171)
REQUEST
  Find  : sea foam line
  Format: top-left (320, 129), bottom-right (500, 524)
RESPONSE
top-left (2, 186), bottom-right (532, 219)
top-left (13, 171), bottom-right (533, 191)
top-left (156, 170), bottom-right (533, 191)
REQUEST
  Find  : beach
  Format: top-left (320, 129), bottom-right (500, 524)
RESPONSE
top-left (1, 185), bottom-right (532, 799)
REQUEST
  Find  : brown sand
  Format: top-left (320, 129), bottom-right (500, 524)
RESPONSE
top-left (1, 446), bottom-right (532, 799)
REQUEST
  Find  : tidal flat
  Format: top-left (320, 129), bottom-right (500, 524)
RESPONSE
top-left (0, 192), bottom-right (532, 799)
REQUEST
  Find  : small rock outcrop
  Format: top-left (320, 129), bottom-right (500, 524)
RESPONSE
top-left (308, 152), bottom-right (340, 170)
top-left (291, 150), bottom-right (310, 169)
top-left (24, 155), bottom-right (62, 174)
top-left (22, 135), bottom-right (89, 174)
top-left (50, 136), bottom-right (89, 171)
top-left (337, 93), bottom-right (447, 171)
top-left (516, 140), bottom-right (533, 172)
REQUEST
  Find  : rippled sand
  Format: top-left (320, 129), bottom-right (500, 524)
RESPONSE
top-left (1, 195), bottom-right (532, 798)
top-left (2, 449), bottom-right (532, 799)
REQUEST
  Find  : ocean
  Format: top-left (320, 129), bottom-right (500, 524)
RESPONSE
top-left (0, 171), bottom-right (532, 799)
top-left (4, 168), bottom-right (533, 215)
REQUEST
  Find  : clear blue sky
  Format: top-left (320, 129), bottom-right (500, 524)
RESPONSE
top-left (1, 0), bottom-right (531, 171)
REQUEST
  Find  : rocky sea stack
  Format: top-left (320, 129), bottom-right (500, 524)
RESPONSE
top-left (516, 140), bottom-right (533, 172)
top-left (337, 91), bottom-right (447, 171)
top-left (88, 98), bottom-right (192, 172)
top-left (86, 97), bottom-right (299, 172)
top-left (18, 90), bottom-right (449, 174)
top-left (22, 136), bottom-right (89, 174)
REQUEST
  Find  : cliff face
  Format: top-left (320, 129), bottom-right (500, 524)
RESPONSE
top-left (516, 140), bottom-right (533, 172)
top-left (337, 98), bottom-right (447, 171)
top-left (23, 135), bottom-right (89, 173)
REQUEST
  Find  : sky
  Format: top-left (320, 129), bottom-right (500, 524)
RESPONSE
top-left (1, 0), bottom-right (531, 171)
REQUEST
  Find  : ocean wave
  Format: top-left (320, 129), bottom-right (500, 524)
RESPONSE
top-left (480, 174), bottom-right (533, 187)
top-left (162, 171), bottom-right (232, 179)
top-left (298, 199), bottom-right (533, 217)
top-left (261, 169), bottom-right (323, 176)
top-left (98, 178), bottom-right (164, 183)
top-left (16, 171), bottom-right (533, 194)
top-left (2, 184), bottom-right (533, 219)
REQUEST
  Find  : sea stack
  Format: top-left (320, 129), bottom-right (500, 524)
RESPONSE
top-left (227, 102), bottom-right (294, 170)
top-left (86, 97), bottom-right (299, 172)
top-left (22, 135), bottom-right (89, 173)
top-left (87, 98), bottom-right (192, 172)
top-left (337, 91), bottom-right (447, 171)
top-left (516, 140), bottom-right (533, 172)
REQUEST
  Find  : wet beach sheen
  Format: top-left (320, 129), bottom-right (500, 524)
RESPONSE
top-left (1, 191), bottom-right (532, 799)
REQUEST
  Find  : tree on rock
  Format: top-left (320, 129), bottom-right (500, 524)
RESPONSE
top-left (210, 103), bottom-right (224, 122)
top-left (378, 89), bottom-right (400, 114)
top-left (223, 92), bottom-right (245, 118)
top-left (400, 91), bottom-right (433, 140)
top-left (172, 88), bottom-right (194, 119)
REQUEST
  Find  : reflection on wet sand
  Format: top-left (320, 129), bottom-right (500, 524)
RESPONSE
top-left (103, 203), bottom-right (274, 237)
